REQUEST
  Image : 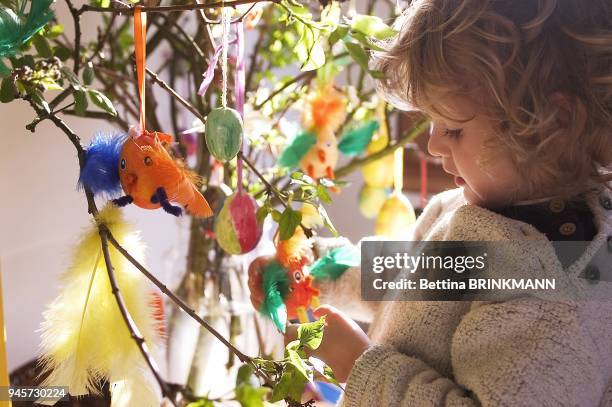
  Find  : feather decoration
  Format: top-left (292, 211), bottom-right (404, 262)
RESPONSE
top-left (277, 132), bottom-right (317, 168)
top-left (309, 245), bottom-right (360, 281)
top-left (79, 133), bottom-right (125, 197)
top-left (260, 260), bottom-right (291, 333)
top-left (0, 0), bottom-right (54, 73)
top-left (38, 204), bottom-right (161, 407)
top-left (338, 120), bottom-right (379, 156)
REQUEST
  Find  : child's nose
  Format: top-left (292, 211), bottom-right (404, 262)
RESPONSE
top-left (427, 122), bottom-right (450, 157)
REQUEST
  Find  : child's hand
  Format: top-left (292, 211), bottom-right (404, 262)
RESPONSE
top-left (286, 305), bottom-right (371, 383)
top-left (247, 255), bottom-right (275, 310)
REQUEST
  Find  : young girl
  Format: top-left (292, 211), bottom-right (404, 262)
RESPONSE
top-left (251, 0), bottom-right (612, 405)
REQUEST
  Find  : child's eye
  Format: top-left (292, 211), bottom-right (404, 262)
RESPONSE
top-left (443, 128), bottom-right (463, 139)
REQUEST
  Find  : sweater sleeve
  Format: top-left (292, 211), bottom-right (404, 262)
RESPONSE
top-left (344, 298), bottom-right (608, 406)
top-left (313, 189), bottom-right (464, 323)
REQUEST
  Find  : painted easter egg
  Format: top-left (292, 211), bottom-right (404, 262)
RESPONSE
top-left (358, 185), bottom-right (391, 219)
top-left (205, 107), bottom-right (243, 162)
top-left (214, 191), bottom-right (263, 254)
top-left (362, 153), bottom-right (394, 188)
top-left (375, 193), bottom-right (416, 238)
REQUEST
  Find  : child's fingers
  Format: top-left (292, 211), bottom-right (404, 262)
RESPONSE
top-left (312, 304), bottom-right (340, 320)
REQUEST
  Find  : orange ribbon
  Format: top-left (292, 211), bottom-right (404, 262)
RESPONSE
top-left (134, 7), bottom-right (147, 133)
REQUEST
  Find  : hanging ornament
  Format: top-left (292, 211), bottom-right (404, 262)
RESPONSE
top-left (39, 204), bottom-right (161, 406)
top-left (359, 185), bottom-right (391, 219)
top-left (277, 82), bottom-right (347, 183)
top-left (205, 7), bottom-right (243, 162)
top-left (214, 191), bottom-right (263, 254)
top-left (299, 129), bottom-right (339, 180)
top-left (213, 19), bottom-right (263, 255)
top-left (375, 147), bottom-right (416, 237)
top-left (302, 83), bottom-right (347, 135)
top-left (79, 8), bottom-right (213, 218)
top-left (251, 239), bottom-right (359, 333)
top-left (362, 101), bottom-right (394, 188)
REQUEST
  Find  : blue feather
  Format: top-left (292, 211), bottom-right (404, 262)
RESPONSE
top-left (0, 0), bottom-right (54, 66)
top-left (79, 133), bottom-right (126, 197)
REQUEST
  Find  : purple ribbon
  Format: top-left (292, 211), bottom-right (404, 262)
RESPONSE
top-left (197, 36), bottom-right (239, 97)
top-left (235, 22), bottom-right (245, 193)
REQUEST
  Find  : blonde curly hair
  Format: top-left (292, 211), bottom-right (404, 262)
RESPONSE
top-left (374, 0), bottom-right (612, 199)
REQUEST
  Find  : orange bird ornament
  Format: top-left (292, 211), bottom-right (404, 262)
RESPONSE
top-left (79, 129), bottom-right (213, 218)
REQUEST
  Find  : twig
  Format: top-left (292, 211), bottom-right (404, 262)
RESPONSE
top-left (84, 13), bottom-right (117, 66)
top-left (66, 0), bottom-right (82, 74)
top-left (238, 151), bottom-right (313, 237)
top-left (80, 0), bottom-right (281, 14)
top-left (335, 117), bottom-right (430, 178)
top-left (146, 67), bottom-right (206, 123)
top-left (253, 70), bottom-right (315, 110)
top-left (104, 232), bottom-right (274, 387)
top-left (24, 101), bottom-right (175, 404)
top-left (98, 225), bottom-right (174, 403)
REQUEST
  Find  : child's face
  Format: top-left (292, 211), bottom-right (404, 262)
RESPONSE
top-left (426, 96), bottom-right (521, 209)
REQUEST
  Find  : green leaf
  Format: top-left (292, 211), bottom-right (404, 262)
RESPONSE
top-left (343, 40), bottom-right (370, 73)
top-left (309, 357), bottom-right (340, 387)
top-left (53, 46), bottom-right (71, 61)
top-left (252, 357), bottom-right (279, 376)
top-left (46, 24), bottom-right (64, 39)
top-left (31, 91), bottom-right (49, 113)
top-left (351, 31), bottom-right (388, 52)
top-left (278, 208), bottom-right (302, 241)
top-left (295, 23), bottom-right (326, 71)
top-left (73, 88), bottom-right (87, 116)
top-left (82, 63), bottom-right (94, 86)
top-left (0, 78), bottom-right (17, 103)
top-left (32, 35), bottom-right (52, 58)
top-left (350, 14), bottom-right (397, 40)
top-left (318, 204), bottom-right (338, 237)
top-left (270, 364), bottom-right (307, 403)
top-left (237, 364), bottom-right (254, 387)
top-left (271, 209), bottom-right (282, 223)
top-left (328, 24), bottom-right (349, 46)
top-left (256, 204), bottom-right (270, 224)
top-left (297, 317), bottom-right (325, 350)
top-left (287, 349), bottom-right (313, 382)
top-left (235, 383), bottom-right (270, 407)
top-left (316, 184), bottom-right (332, 204)
top-left (88, 89), bottom-right (117, 116)
top-left (61, 67), bottom-right (80, 88)
top-left (186, 399), bottom-right (215, 407)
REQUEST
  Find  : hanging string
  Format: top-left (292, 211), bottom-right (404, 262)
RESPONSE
top-left (235, 20), bottom-right (245, 195)
top-left (133, 6), bottom-right (147, 133)
top-left (393, 146), bottom-right (404, 195)
top-left (221, 5), bottom-right (229, 109)
top-left (419, 153), bottom-right (428, 208)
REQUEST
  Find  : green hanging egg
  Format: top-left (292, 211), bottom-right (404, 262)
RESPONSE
top-left (205, 107), bottom-right (243, 161)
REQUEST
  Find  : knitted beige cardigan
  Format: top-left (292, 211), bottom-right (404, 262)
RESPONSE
top-left (316, 187), bottom-right (612, 407)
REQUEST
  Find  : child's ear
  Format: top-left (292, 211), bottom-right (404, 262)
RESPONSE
top-left (548, 92), bottom-right (587, 132)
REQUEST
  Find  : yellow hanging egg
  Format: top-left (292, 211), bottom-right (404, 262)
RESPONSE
top-left (362, 153), bottom-right (394, 188)
top-left (375, 193), bottom-right (416, 238)
top-left (358, 185), bottom-right (390, 219)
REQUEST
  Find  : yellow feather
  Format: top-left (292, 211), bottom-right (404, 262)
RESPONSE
top-left (38, 204), bottom-right (161, 406)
